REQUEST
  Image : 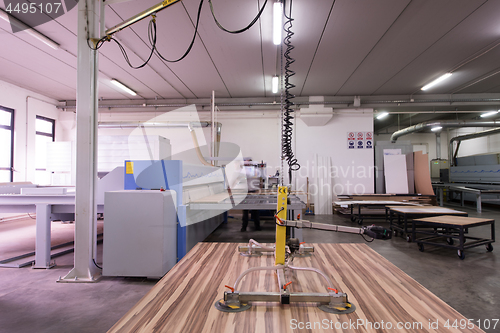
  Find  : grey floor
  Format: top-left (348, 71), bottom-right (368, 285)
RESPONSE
top-left (0, 202), bottom-right (498, 333)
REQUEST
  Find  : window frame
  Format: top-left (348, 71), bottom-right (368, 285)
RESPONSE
top-left (35, 115), bottom-right (55, 184)
top-left (0, 106), bottom-right (14, 182)
top-left (35, 115), bottom-right (55, 140)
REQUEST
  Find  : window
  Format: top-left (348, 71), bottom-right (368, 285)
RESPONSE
top-left (0, 106), bottom-right (14, 182)
top-left (35, 115), bottom-right (55, 185)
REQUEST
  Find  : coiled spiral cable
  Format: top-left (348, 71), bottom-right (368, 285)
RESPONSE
top-left (281, 0), bottom-right (300, 183)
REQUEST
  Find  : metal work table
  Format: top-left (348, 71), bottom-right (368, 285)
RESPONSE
top-left (0, 193), bottom-right (103, 268)
top-left (334, 200), bottom-right (421, 225)
top-left (190, 193), bottom-right (306, 239)
top-left (432, 183), bottom-right (500, 213)
top-left (108, 242), bottom-right (484, 333)
top-left (190, 193), bottom-right (305, 212)
top-left (386, 206), bottom-right (468, 242)
top-left (413, 216), bottom-right (495, 260)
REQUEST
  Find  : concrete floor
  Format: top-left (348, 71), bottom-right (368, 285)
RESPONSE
top-left (0, 203), bottom-right (498, 333)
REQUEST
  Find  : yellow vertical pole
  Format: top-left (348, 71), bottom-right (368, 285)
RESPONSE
top-left (275, 186), bottom-right (288, 265)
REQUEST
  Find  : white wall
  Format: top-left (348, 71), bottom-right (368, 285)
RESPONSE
top-left (0, 79), bottom-right (67, 183)
top-left (295, 109), bottom-right (374, 197)
top-left (96, 108), bottom-right (375, 197)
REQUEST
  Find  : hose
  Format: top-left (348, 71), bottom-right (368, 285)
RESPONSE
top-left (281, 0), bottom-right (299, 183)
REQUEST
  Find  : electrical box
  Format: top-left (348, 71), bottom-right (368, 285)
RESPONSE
top-left (430, 159), bottom-right (449, 178)
top-left (103, 190), bottom-right (177, 278)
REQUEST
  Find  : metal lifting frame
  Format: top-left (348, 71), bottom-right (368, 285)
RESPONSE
top-left (104, 0), bottom-right (182, 38)
top-left (214, 186), bottom-right (394, 314)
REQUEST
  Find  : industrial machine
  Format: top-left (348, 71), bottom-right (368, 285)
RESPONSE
top-left (215, 186), bottom-right (391, 314)
top-left (430, 158), bottom-right (449, 181)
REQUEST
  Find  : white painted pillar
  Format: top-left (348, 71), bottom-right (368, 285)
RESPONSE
top-left (59, 0), bottom-right (101, 282)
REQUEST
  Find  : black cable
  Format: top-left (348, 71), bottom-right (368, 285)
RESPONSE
top-left (155, 0), bottom-right (205, 63)
top-left (93, 258), bottom-right (103, 270)
top-left (108, 18), bottom-right (157, 69)
top-left (360, 234), bottom-right (374, 243)
top-left (281, 0), bottom-right (299, 183)
top-left (208, 0), bottom-right (268, 34)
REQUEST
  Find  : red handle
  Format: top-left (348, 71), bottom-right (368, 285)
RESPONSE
top-left (283, 281), bottom-right (292, 291)
top-left (225, 285), bottom-right (234, 293)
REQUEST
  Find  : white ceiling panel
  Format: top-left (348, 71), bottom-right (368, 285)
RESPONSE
top-left (0, 0), bottom-right (499, 129)
top-left (299, 0), bottom-right (411, 96)
top-left (375, 0), bottom-right (500, 95)
top-left (337, 0), bottom-right (487, 95)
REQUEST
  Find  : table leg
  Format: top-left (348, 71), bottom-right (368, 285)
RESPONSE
top-left (439, 188), bottom-right (443, 207)
top-left (476, 194), bottom-right (482, 214)
top-left (491, 221), bottom-right (495, 242)
top-left (34, 204), bottom-right (53, 269)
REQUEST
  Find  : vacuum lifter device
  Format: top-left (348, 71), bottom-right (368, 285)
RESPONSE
top-left (215, 186), bottom-right (392, 314)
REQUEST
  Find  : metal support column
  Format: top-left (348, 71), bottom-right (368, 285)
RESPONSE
top-left (59, 0), bottom-right (101, 283)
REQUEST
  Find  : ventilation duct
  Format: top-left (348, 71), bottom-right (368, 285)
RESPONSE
top-left (390, 120), bottom-right (500, 142)
top-left (299, 96), bottom-right (334, 126)
top-left (449, 127), bottom-right (500, 166)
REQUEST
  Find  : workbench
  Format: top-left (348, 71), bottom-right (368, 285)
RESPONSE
top-left (386, 206), bottom-right (468, 242)
top-left (432, 183), bottom-right (500, 213)
top-left (333, 200), bottom-right (421, 225)
top-left (413, 216), bottom-right (495, 260)
top-left (0, 193), bottom-right (90, 268)
top-left (108, 242), bottom-right (484, 333)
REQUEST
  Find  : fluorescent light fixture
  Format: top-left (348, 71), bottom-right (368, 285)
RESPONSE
top-left (376, 112), bottom-right (389, 120)
top-left (431, 126), bottom-right (443, 132)
top-left (0, 8), bottom-right (59, 50)
top-left (480, 110), bottom-right (500, 118)
top-left (111, 79), bottom-right (137, 96)
top-left (421, 73), bottom-right (452, 91)
top-left (272, 76), bottom-right (279, 93)
top-left (273, 2), bottom-right (283, 45)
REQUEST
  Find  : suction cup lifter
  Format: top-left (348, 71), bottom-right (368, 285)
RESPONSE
top-left (362, 225), bottom-right (392, 240)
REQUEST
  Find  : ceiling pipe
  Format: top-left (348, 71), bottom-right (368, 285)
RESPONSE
top-left (448, 127), bottom-right (500, 166)
top-left (97, 121), bottom-right (211, 128)
top-left (435, 133), bottom-right (441, 159)
top-left (57, 93), bottom-right (500, 111)
top-left (390, 120), bottom-right (500, 142)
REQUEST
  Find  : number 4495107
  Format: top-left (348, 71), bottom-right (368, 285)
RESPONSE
top-left (6, 2), bottom-right (62, 15)
top-left (444, 319), bottom-right (498, 330)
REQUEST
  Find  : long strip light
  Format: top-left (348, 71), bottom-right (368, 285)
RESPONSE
top-left (0, 8), bottom-right (59, 50)
top-left (431, 126), bottom-right (443, 132)
top-left (273, 1), bottom-right (283, 45)
top-left (376, 112), bottom-right (389, 120)
top-left (480, 110), bottom-right (499, 118)
top-left (111, 79), bottom-right (137, 96)
top-left (421, 73), bottom-right (452, 91)
top-left (272, 76), bottom-right (279, 93)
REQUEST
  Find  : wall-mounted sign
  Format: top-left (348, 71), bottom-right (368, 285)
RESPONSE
top-left (347, 131), bottom-right (373, 149)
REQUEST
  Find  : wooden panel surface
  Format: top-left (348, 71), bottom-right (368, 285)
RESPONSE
top-left (388, 206), bottom-right (467, 215)
top-left (414, 216), bottom-right (494, 226)
top-left (108, 243), bottom-right (484, 333)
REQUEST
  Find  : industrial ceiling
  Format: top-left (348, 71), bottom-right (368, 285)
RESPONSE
top-left (1, 0), bottom-right (500, 133)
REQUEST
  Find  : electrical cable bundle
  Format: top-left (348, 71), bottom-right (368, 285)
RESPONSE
top-left (89, 0), bottom-right (268, 65)
top-left (281, 0), bottom-right (300, 183)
